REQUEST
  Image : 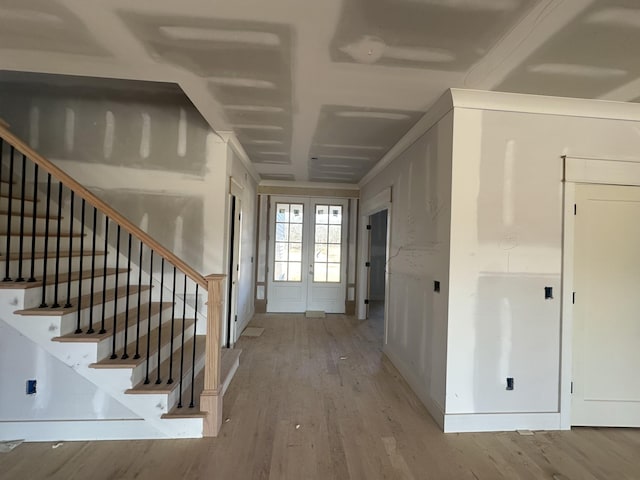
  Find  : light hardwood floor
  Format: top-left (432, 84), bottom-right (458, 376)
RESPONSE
top-left (2, 312), bottom-right (640, 479)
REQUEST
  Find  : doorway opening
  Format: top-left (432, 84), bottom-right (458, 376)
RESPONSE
top-left (226, 194), bottom-right (241, 347)
top-left (366, 209), bottom-right (388, 340)
top-left (266, 196), bottom-right (348, 313)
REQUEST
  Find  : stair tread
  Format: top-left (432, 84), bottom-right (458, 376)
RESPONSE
top-left (0, 267), bottom-right (127, 290)
top-left (161, 349), bottom-right (240, 419)
top-left (14, 284), bottom-right (150, 315)
top-left (90, 318), bottom-right (196, 369)
top-left (0, 230), bottom-right (85, 237)
top-left (0, 192), bottom-right (37, 202)
top-left (0, 210), bottom-right (60, 220)
top-left (161, 370), bottom-right (206, 418)
top-left (52, 301), bottom-right (174, 342)
top-left (1, 250), bottom-right (106, 260)
top-left (125, 335), bottom-right (205, 394)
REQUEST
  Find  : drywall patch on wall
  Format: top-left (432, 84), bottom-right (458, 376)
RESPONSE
top-left (329, 0), bottom-right (536, 70)
top-left (0, 72), bottom-right (209, 176)
top-left (96, 189), bottom-right (205, 272)
top-left (360, 110), bottom-right (454, 417)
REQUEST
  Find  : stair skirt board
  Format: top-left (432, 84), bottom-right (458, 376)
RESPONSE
top-left (0, 418), bottom-right (204, 442)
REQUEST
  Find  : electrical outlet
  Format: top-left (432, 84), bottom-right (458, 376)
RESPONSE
top-left (26, 379), bottom-right (37, 395)
top-left (506, 377), bottom-right (514, 391)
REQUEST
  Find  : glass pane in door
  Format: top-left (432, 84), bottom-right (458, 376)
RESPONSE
top-left (313, 204), bottom-right (342, 283)
top-left (274, 202), bottom-right (303, 282)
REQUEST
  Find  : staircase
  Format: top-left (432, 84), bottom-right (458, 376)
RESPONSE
top-left (0, 122), bottom-right (240, 441)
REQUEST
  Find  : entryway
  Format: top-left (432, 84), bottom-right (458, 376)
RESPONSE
top-left (366, 209), bottom-right (388, 340)
top-left (266, 196), bottom-right (348, 313)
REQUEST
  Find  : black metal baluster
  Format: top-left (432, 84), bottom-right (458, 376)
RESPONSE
top-left (122, 233), bottom-right (132, 359)
top-left (167, 266), bottom-right (177, 384)
top-left (3, 146), bottom-right (15, 282)
top-left (110, 225), bottom-right (121, 359)
top-left (144, 250), bottom-right (154, 384)
top-left (15, 154), bottom-right (27, 282)
top-left (87, 207), bottom-right (97, 333)
top-left (64, 191), bottom-right (74, 307)
top-left (155, 258), bottom-right (165, 384)
top-left (75, 199), bottom-right (86, 334)
top-left (177, 275), bottom-right (188, 408)
top-left (51, 182), bottom-right (63, 308)
top-left (99, 216), bottom-right (109, 334)
top-left (39, 174), bottom-right (52, 307)
top-left (189, 283), bottom-right (199, 408)
top-left (28, 163), bottom-right (38, 283)
top-left (133, 241), bottom-right (143, 359)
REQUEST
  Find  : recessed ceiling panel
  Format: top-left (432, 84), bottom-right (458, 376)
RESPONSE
top-left (120, 12), bottom-right (293, 166)
top-left (498, 0), bottom-right (640, 98)
top-left (308, 105), bottom-right (423, 182)
top-left (330, 0), bottom-right (537, 70)
top-left (0, 0), bottom-right (108, 56)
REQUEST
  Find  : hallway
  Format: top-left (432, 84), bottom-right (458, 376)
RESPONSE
top-left (2, 313), bottom-right (640, 479)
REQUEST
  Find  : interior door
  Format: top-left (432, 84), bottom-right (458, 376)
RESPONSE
top-left (267, 196), bottom-right (348, 313)
top-left (572, 184), bottom-right (640, 427)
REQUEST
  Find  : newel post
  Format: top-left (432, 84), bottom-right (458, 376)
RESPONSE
top-left (200, 273), bottom-right (225, 437)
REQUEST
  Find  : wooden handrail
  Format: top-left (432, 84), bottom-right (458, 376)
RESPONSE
top-left (0, 124), bottom-right (207, 289)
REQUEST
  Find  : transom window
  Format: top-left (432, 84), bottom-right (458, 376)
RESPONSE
top-left (314, 204), bottom-right (342, 283)
top-left (274, 203), bottom-right (303, 282)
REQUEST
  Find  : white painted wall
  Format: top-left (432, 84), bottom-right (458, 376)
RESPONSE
top-left (0, 320), bottom-right (138, 422)
top-left (445, 95), bottom-right (640, 431)
top-left (360, 111), bottom-right (454, 426)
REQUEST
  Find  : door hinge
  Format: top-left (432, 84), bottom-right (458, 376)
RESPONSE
top-left (365, 261), bottom-right (371, 267)
top-left (570, 381), bottom-right (573, 394)
top-left (364, 299), bottom-right (369, 305)
top-left (572, 292), bottom-right (576, 304)
top-left (366, 224), bottom-right (372, 230)
top-left (574, 204), bottom-right (577, 215)
top-left (234, 315), bottom-right (238, 322)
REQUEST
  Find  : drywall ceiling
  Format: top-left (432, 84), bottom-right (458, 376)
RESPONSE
top-left (0, 0), bottom-right (638, 184)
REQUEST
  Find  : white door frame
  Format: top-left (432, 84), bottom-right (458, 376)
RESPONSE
top-left (266, 195), bottom-right (349, 313)
top-left (357, 187), bottom-right (392, 342)
top-left (560, 154), bottom-right (640, 429)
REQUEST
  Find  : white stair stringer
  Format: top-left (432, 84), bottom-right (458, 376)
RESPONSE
top-left (0, 289), bottom-right (206, 440)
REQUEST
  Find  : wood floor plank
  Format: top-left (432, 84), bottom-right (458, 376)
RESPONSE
top-left (2, 311), bottom-right (640, 479)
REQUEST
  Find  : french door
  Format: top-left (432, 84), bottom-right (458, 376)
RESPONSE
top-left (267, 196), bottom-right (348, 313)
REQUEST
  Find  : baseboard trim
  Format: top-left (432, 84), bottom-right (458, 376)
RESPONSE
top-left (443, 412), bottom-right (562, 433)
top-left (0, 419), bottom-right (180, 441)
top-left (383, 346), bottom-right (445, 430)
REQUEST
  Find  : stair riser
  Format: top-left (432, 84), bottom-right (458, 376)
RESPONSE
top-left (22, 272), bottom-right (128, 310)
top-left (0, 234), bottom-right (81, 253)
top-left (0, 197), bottom-right (37, 210)
top-left (166, 349), bottom-right (206, 412)
top-left (2, 215), bottom-right (57, 231)
top-left (36, 289), bottom-right (151, 336)
top-left (2, 253), bottom-right (107, 280)
top-left (130, 323), bottom-right (196, 387)
top-left (93, 307), bottom-right (175, 361)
